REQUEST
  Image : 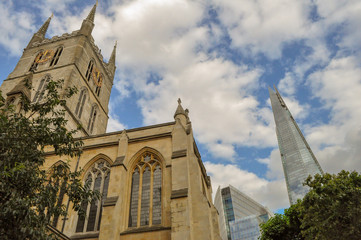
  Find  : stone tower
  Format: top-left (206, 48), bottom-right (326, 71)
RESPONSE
top-left (0, 2), bottom-right (116, 137)
top-left (1, 3), bottom-right (221, 239)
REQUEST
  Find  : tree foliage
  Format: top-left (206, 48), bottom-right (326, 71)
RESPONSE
top-left (0, 79), bottom-right (99, 240)
top-left (260, 171), bottom-right (361, 240)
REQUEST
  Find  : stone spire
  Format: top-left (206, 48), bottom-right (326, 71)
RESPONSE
top-left (108, 41), bottom-right (117, 76)
top-left (79, 1), bottom-right (98, 36)
top-left (26, 13), bottom-right (53, 48)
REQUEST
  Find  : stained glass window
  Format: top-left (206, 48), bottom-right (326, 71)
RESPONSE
top-left (128, 152), bottom-right (162, 228)
top-left (152, 165), bottom-right (162, 225)
top-left (128, 168), bottom-right (139, 227)
top-left (75, 160), bottom-right (111, 233)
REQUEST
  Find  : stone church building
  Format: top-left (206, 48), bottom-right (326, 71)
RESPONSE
top-left (0, 3), bottom-right (220, 240)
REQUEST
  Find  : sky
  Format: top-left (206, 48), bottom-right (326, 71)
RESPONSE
top-left (1, 0), bottom-right (361, 212)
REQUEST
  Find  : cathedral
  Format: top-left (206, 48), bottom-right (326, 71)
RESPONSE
top-left (0, 3), bottom-right (220, 240)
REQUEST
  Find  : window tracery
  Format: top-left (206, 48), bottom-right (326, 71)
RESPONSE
top-left (75, 160), bottom-right (111, 233)
top-left (128, 152), bottom-right (162, 227)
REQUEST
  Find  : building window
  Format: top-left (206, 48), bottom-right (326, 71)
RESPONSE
top-left (33, 75), bottom-right (51, 102)
top-left (94, 73), bottom-right (102, 97)
top-left (87, 105), bottom-right (97, 134)
top-left (49, 47), bottom-right (63, 67)
top-left (47, 161), bottom-right (68, 228)
top-left (85, 60), bottom-right (94, 81)
top-left (75, 89), bottom-right (87, 118)
top-left (29, 51), bottom-right (43, 71)
top-left (128, 152), bottom-right (162, 227)
top-left (75, 160), bottom-right (111, 233)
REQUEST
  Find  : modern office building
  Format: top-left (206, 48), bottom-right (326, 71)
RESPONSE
top-left (229, 215), bottom-right (265, 240)
top-left (268, 86), bottom-right (324, 204)
top-left (214, 185), bottom-right (273, 240)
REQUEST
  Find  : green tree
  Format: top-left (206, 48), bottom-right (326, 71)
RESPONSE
top-left (0, 79), bottom-right (98, 240)
top-left (301, 171), bottom-right (361, 240)
top-left (260, 171), bottom-right (361, 240)
top-left (260, 202), bottom-right (303, 240)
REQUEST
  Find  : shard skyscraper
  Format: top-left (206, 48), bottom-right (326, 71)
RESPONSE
top-left (269, 87), bottom-right (323, 204)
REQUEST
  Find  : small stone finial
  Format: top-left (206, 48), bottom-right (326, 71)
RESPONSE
top-left (174, 98), bottom-right (186, 119)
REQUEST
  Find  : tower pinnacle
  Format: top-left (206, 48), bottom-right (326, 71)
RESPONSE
top-left (108, 41), bottom-right (117, 76)
top-left (174, 98), bottom-right (189, 126)
top-left (37, 13), bottom-right (53, 37)
top-left (27, 14), bottom-right (53, 48)
top-left (86, 1), bottom-right (98, 23)
top-left (79, 1), bottom-right (98, 36)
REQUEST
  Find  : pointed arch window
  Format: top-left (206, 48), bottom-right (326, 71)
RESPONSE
top-left (29, 51), bottom-right (43, 71)
top-left (94, 73), bottom-right (102, 97)
top-left (85, 60), bottom-right (94, 81)
top-left (128, 152), bottom-right (162, 227)
top-left (87, 105), bottom-right (97, 134)
top-left (46, 161), bottom-right (69, 228)
top-left (49, 47), bottom-right (63, 67)
top-left (33, 75), bottom-right (51, 102)
top-left (76, 160), bottom-right (111, 233)
top-left (75, 89), bottom-right (87, 118)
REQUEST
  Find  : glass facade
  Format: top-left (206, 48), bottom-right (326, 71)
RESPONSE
top-left (214, 185), bottom-right (273, 240)
top-left (230, 215), bottom-right (263, 240)
top-left (269, 87), bottom-right (323, 204)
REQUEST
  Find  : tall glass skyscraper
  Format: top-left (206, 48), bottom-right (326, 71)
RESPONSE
top-left (269, 86), bottom-right (323, 204)
top-left (214, 185), bottom-right (273, 240)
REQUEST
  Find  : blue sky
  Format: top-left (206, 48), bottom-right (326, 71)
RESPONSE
top-left (1, 0), bottom-right (361, 211)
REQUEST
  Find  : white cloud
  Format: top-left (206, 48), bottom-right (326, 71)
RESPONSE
top-left (211, 0), bottom-right (313, 58)
top-left (106, 115), bottom-right (126, 132)
top-left (0, 1), bottom-right (35, 56)
top-left (135, 58), bottom-right (278, 159)
top-left (278, 72), bottom-right (296, 96)
top-left (205, 162), bottom-right (289, 210)
top-left (305, 56), bottom-right (361, 173)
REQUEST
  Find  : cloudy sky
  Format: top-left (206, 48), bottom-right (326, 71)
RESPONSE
top-left (1, 0), bottom-right (361, 211)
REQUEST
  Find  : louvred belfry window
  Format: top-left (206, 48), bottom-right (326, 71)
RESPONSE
top-left (49, 47), bottom-right (63, 67)
top-left (75, 160), bottom-right (110, 233)
top-left (128, 152), bottom-right (162, 227)
top-left (85, 60), bottom-right (94, 81)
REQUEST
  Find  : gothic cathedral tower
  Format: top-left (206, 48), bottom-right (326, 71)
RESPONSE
top-left (1, 2), bottom-right (221, 240)
top-left (0, 2), bottom-right (116, 137)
